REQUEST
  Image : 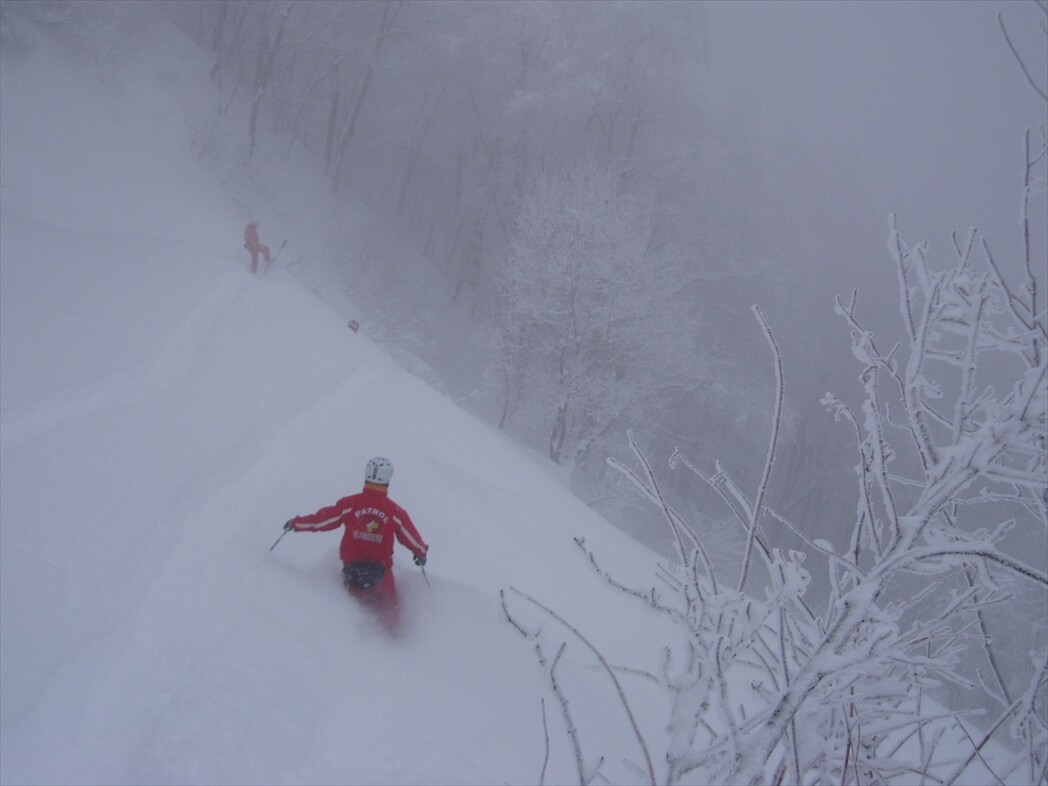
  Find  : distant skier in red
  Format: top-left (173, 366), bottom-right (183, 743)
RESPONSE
top-left (283, 457), bottom-right (429, 633)
top-left (244, 222), bottom-right (271, 273)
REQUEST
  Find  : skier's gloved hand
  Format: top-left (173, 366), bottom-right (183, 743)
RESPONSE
top-left (414, 554), bottom-right (427, 567)
top-left (284, 519), bottom-right (295, 532)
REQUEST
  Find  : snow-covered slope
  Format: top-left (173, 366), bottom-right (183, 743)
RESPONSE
top-left (0, 23), bottom-right (675, 786)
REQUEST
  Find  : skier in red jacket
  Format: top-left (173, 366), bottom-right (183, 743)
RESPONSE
top-left (284, 457), bottom-right (428, 632)
top-left (244, 222), bottom-right (271, 273)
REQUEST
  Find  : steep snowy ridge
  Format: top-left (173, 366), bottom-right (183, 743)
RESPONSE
top-left (1, 23), bottom-right (674, 786)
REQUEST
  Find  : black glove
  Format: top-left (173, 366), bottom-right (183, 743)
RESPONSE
top-left (284, 519), bottom-right (295, 532)
top-left (414, 554), bottom-right (427, 567)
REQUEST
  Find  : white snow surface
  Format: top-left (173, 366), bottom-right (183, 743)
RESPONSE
top-left (0, 25), bottom-right (676, 786)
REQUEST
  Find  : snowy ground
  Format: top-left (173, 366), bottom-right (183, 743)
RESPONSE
top-left (0, 23), bottom-right (678, 786)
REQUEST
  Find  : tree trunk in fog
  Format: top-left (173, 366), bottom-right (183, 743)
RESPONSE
top-left (218, 2), bottom-right (249, 116)
top-left (208, 0), bottom-right (229, 81)
top-left (455, 210), bottom-right (487, 307)
top-left (397, 78), bottom-right (446, 218)
top-left (323, 61), bottom-right (340, 173)
top-left (442, 148), bottom-right (469, 287)
top-left (248, 5), bottom-right (290, 161)
top-left (332, 0), bottom-right (401, 193)
top-left (549, 346), bottom-right (572, 464)
top-left (549, 404), bottom-right (568, 464)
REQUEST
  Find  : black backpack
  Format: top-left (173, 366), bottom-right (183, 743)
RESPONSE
top-left (342, 560), bottom-right (386, 590)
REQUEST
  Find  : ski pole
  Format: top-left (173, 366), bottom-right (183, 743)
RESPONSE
top-left (270, 528), bottom-right (290, 551)
top-left (420, 564), bottom-right (431, 588)
top-left (265, 239), bottom-right (288, 273)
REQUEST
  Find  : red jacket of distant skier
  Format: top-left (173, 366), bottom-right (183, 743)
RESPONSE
top-left (288, 483), bottom-right (428, 568)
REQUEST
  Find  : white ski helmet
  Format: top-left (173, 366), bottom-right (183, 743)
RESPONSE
top-left (365, 456), bottom-right (393, 486)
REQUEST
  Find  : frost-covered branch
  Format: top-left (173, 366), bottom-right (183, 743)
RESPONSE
top-left (738, 305), bottom-right (785, 593)
top-left (608, 430), bottom-right (719, 596)
top-left (999, 11), bottom-right (1048, 102)
top-left (508, 588), bottom-right (657, 786)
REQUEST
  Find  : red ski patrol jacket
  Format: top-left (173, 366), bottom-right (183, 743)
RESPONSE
top-left (288, 483), bottom-right (428, 568)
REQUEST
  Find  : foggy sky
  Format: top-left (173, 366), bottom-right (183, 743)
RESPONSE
top-left (703, 0), bottom-right (1046, 267)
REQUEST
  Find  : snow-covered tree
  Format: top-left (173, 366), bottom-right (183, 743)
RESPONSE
top-left (494, 158), bottom-right (683, 467)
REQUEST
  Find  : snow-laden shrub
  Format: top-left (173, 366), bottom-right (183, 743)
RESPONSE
top-left (505, 154), bottom-right (1047, 784)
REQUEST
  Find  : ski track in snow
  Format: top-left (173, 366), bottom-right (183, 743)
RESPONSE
top-left (0, 272), bottom-right (250, 453)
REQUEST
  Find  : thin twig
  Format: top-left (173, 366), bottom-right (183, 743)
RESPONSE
top-left (511, 588), bottom-right (657, 786)
top-left (999, 12), bottom-right (1048, 102)
top-left (738, 305), bottom-right (785, 593)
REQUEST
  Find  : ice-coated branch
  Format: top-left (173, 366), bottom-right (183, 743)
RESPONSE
top-left (1011, 651), bottom-right (1048, 744)
top-left (952, 289), bottom-right (991, 445)
top-left (903, 270), bottom-right (943, 473)
top-left (703, 464), bottom-right (778, 580)
top-left (738, 305), bottom-right (785, 593)
top-left (573, 536), bottom-right (688, 624)
top-left (983, 465), bottom-right (1048, 492)
top-left (501, 590), bottom-right (599, 786)
top-left (999, 12), bottom-right (1048, 102)
top-left (1021, 127), bottom-right (1045, 368)
top-left (982, 237), bottom-right (1041, 339)
top-left (510, 588), bottom-right (657, 786)
top-left (952, 226), bottom-right (979, 265)
top-left (539, 697), bottom-right (550, 786)
top-left (778, 607), bottom-right (802, 785)
top-left (880, 542), bottom-right (1048, 589)
top-left (608, 430), bottom-right (719, 595)
top-left (889, 214), bottom-right (920, 342)
top-left (834, 281), bottom-right (938, 475)
top-left (943, 698), bottom-right (1024, 786)
top-left (762, 505), bottom-right (866, 583)
top-left (861, 367), bottom-right (904, 546)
